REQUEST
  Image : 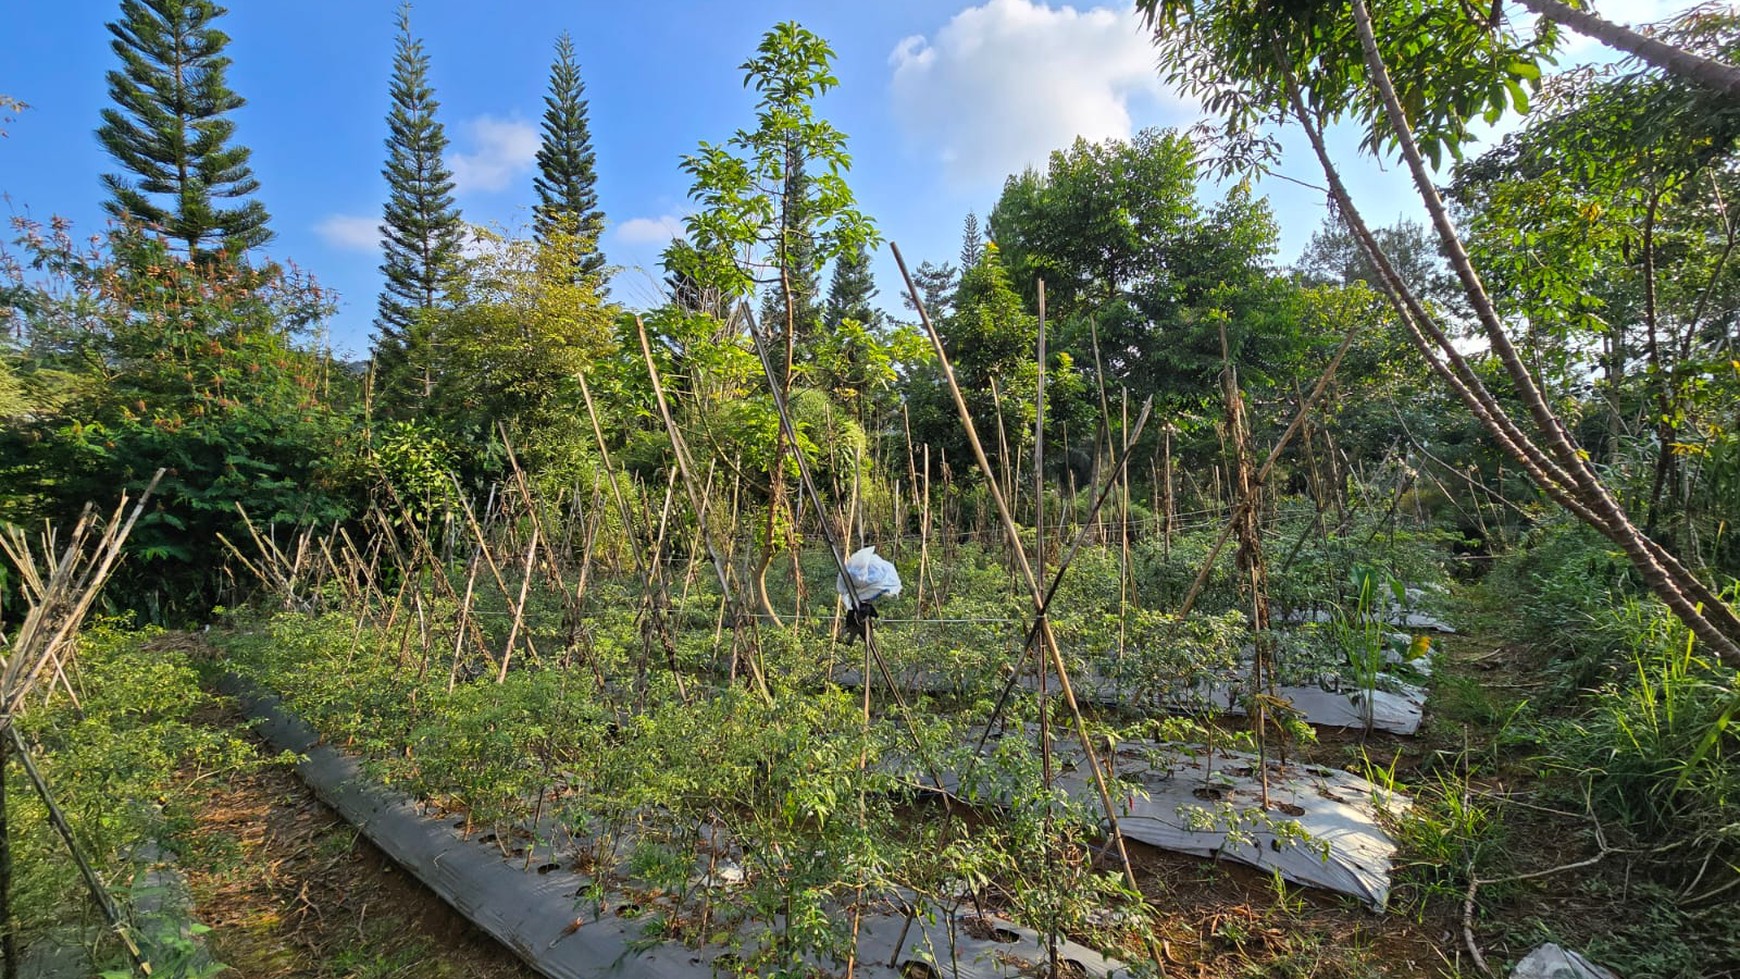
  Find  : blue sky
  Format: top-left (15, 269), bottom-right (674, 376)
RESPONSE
top-left (1, 0), bottom-right (1664, 357)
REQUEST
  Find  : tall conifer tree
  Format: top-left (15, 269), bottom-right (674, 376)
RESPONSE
top-left (824, 242), bottom-right (878, 330)
top-left (959, 211), bottom-right (985, 270)
top-left (97, 0), bottom-right (271, 257)
top-left (375, 5), bottom-right (463, 404)
top-left (901, 259), bottom-right (957, 318)
top-left (533, 32), bottom-right (605, 282)
top-left (759, 146), bottom-right (820, 342)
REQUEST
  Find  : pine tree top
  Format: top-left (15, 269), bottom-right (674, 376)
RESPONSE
top-left (375, 5), bottom-right (463, 350)
top-left (98, 0), bottom-right (272, 258)
top-left (534, 31), bottom-right (605, 283)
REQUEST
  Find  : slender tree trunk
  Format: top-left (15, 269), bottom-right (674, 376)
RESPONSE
top-left (1641, 194), bottom-right (1679, 526)
top-left (1514, 0), bottom-right (1740, 98)
top-left (756, 177), bottom-right (805, 627)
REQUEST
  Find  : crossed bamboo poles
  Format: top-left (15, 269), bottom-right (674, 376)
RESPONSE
top-left (0, 472), bottom-right (163, 978)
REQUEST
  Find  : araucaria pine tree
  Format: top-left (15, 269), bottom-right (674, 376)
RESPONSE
top-left (98, 0), bottom-right (272, 257)
top-left (824, 242), bottom-right (878, 331)
top-left (902, 259), bottom-right (958, 318)
top-left (375, 6), bottom-right (463, 406)
top-left (959, 211), bottom-right (984, 271)
top-left (533, 31), bottom-right (606, 283)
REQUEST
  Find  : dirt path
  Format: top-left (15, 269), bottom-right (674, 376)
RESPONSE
top-left (178, 702), bottom-right (540, 979)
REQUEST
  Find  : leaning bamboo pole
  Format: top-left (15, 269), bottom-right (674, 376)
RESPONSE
top-left (0, 474), bottom-right (163, 977)
top-left (893, 243), bottom-right (1143, 895)
top-left (635, 316), bottom-right (770, 702)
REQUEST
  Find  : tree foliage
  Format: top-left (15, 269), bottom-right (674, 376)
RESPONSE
top-left (990, 128), bottom-right (1289, 407)
top-left (1137, 0), bottom-right (1740, 662)
top-left (671, 21), bottom-right (877, 366)
top-left (428, 223), bottom-right (618, 476)
top-left (0, 94), bottom-right (25, 137)
top-left (1137, 0), bottom-right (1557, 174)
top-left (375, 5), bottom-right (464, 411)
top-left (901, 258), bottom-right (957, 320)
top-left (1, 220), bottom-right (353, 615)
top-left (823, 240), bottom-right (878, 332)
top-left (533, 32), bottom-right (606, 284)
top-left (907, 243), bottom-right (1081, 480)
top-left (98, 0), bottom-right (272, 257)
top-left (1450, 12), bottom-right (1740, 550)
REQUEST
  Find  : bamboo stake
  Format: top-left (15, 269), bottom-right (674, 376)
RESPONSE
top-left (635, 316), bottom-right (770, 702)
top-left (498, 526), bottom-right (540, 683)
top-left (739, 303), bottom-right (955, 804)
top-left (449, 483), bottom-right (541, 664)
top-left (10, 725), bottom-right (151, 975)
top-left (989, 375), bottom-right (1015, 513)
top-left (1035, 281), bottom-right (1061, 974)
top-left (1221, 319), bottom-right (1275, 805)
top-left (448, 551), bottom-right (481, 692)
top-left (371, 495), bottom-right (495, 672)
top-left (579, 371), bottom-right (684, 697)
top-left (1169, 320), bottom-right (1362, 624)
top-left (0, 732), bottom-right (13, 979)
top-left (894, 243), bottom-right (1142, 894)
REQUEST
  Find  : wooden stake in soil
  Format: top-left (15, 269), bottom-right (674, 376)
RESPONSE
top-left (1169, 319), bottom-right (1362, 625)
top-left (1220, 320), bottom-right (1277, 806)
top-left (497, 525), bottom-right (539, 683)
top-left (9, 726), bottom-right (151, 975)
top-left (893, 242), bottom-right (1142, 895)
top-left (1035, 281), bottom-right (1062, 975)
top-left (635, 315), bottom-right (771, 702)
top-left (0, 731), bottom-right (14, 979)
top-left (0, 477), bottom-right (163, 978)
top-left (739, 303), bottom-right (955, 804)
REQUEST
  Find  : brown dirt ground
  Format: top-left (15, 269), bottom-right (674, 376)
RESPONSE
top-left (178, 701), bottom-right (539, 979)
top-left (1076, 632), bottom-right (1538, 979)
top-left (1120, 842), bottom-right (1462, 979)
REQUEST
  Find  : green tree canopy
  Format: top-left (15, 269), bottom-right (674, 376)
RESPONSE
top-left (533, 31), bottom-right (606, 284)
top-left (989, 128), bottom-right (1289, 406)
top-left (1449, 14), bottom-right (1740, 530)
top-left (670, 21), bottom-right (878, 377)
top-left (375, 5), bottom-right (464, 411)
top-left (0, 222), bottom-right (352, 616)
top-left (823, 241), bottom-right (878, 332)
top-left (98, 0), bottom-right (272, 258)
top-left (428, 224), bottom-right (618, 476)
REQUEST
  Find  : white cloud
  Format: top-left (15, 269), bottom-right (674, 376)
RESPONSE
top-left (449, 116), bottom-right (539, 195)
top-left (314, 213), bottom-right (380, 252)
top-left (613, 213), bottom-right (687, 246)
top-left (889, 0), bottom-right (1181, 186)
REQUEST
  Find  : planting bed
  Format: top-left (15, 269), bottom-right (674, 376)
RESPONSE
top-left (222, 674), bottom-right (1135, 979)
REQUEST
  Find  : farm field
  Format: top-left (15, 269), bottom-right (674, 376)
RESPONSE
top-left (3, 2), bottom-right (1739, 978)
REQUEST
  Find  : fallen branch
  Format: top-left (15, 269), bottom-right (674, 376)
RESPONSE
top-left (1461, 792), bottom-right (1624, 976)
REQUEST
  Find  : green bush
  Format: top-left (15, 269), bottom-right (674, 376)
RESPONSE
top-left (1483, 518), bottom-right (1631, 667)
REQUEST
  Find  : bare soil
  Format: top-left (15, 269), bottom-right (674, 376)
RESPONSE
top-left (178, 700), bottom-right (539, 979)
